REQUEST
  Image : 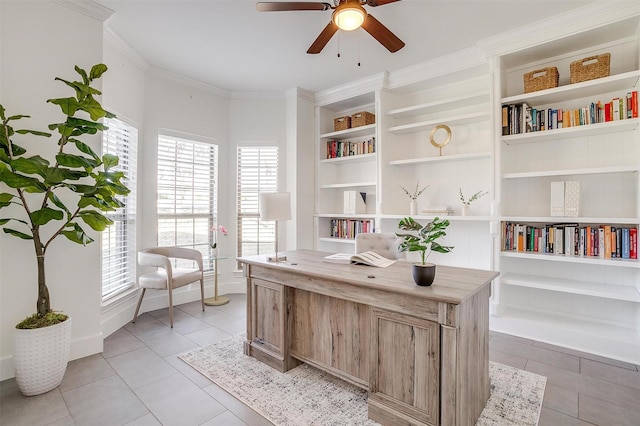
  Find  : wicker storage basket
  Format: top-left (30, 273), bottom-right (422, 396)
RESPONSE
top-left (334, 116), bottom-right (351, 131)
top-left (351, 111), bottom-right (375, 127)
top-left (524, 67), bottom-right (559, 93)
top-left (570, 53), bottom-right (610, 84)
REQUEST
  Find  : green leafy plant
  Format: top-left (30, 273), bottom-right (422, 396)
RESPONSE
top-left (459, 188), bottom-right (488, 206)
top-left (396, 216), bottom-right (453, 265)
top-left (0, 64), bottom-right (129, 328)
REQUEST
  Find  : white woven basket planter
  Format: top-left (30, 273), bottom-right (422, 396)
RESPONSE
top-left (13, 317), bottom-right (72, 396)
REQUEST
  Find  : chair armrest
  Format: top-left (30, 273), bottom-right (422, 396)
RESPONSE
top-left (161, 247), bottom-right (203, 271)
top-left (138, 251), bottom-right (173, 281)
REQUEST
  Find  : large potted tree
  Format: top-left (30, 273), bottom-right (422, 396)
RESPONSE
top-left (396, 216), bottom-right (453, 286)
top-left (0, 64), bottom-right (129, 396)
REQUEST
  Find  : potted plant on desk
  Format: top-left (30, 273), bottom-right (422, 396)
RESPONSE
top-left (396, 217), bottom-right (453, 286)
top-left (0, 64), bottom-right (129, 395)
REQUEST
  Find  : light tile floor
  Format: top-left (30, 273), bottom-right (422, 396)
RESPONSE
top-left (1, 293), bottom-right (639, 425)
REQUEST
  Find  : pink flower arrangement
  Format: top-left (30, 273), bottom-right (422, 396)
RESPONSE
top-left (211, 225), bottom-right (228, 249)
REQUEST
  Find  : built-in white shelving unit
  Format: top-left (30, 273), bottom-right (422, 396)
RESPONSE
top-left (312, 2), bottom-right (640, 363)
top-left (491, 7), bottom-right (640, 363)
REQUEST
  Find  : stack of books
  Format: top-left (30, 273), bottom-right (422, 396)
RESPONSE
top-left (421, 206), bottom-right (454, 216)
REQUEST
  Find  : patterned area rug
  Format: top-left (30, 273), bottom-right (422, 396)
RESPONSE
top-left (179, 335), bottom-right (546, 426)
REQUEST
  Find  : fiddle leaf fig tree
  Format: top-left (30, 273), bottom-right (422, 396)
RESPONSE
top-left (0, 64), bottom-right (129, 328)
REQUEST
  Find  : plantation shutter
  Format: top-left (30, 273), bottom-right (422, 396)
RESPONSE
top-left (101, 117), bottom-right (138, 301)
top-left (236, 146), bottom-right (278, 266)
top-left (157, 134), bottom-right (218, 270)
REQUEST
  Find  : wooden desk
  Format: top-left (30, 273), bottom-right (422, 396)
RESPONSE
top-left (238, 250), bottom-right (498, 426)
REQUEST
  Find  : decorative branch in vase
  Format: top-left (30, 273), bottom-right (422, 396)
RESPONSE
top-left (400, 181), bottom-right (429, 215)
top-left (459, 188), bottom-right (488, 216)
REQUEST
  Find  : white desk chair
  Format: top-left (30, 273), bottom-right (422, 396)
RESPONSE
top-left (355, 233), bottom-right (405, 260)
top-left (133, 247), bottom-right (204, 328)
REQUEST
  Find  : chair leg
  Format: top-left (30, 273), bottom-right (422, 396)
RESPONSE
top-left (132, 288), bottom-right (146, 323)
top-left (168, 287), bottom-right (174, 328)
top-left (200, 278), bottom-right (205, 312)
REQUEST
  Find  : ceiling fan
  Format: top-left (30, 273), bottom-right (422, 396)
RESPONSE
top-left (256, 0), bottom-right (405, 54)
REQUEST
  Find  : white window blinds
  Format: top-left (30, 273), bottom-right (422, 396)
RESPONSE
top-left (237, 146), bottom-right (278, 263)
top-left (101, 117), bottom-right (138, 301)
top-left (157, 134), bottom-right (218, 270)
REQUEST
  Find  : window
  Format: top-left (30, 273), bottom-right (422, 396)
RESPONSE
top-left (157, 134), bottom-right (218, 270)
top-left (237, 146), bottom-right (279, 266)
top-left (101, 117), bottom-right (138, 301)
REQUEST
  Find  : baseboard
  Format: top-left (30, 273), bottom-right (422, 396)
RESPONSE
top-left (1, 280), bottom-right (247, 381)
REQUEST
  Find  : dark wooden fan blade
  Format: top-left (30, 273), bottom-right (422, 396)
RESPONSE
top-left (366, 0), bottom-right (401, 6)
top-left (361, 14), bottom-right (405, 52)
top-left (307, 21), bottom-right (339, 54)
top-left (256, 2), bottom-right (331, 12)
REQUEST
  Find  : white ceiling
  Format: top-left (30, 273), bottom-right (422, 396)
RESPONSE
top-left (97, 0), bottom-right (594, 94)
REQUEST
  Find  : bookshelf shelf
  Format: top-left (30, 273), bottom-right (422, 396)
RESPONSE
top-left (502, 118), bottom-right (640, 145)
top-left (502, 70), bottom-right (640, 106)
top-left (502, 165), bottom-right (640, 179)
top-left (501, 216), bottom-right (640, 225)
top-left (380, 214), bottom-right (492, 222)
top-left (320, 153), bottom-right (376, 164)
top-left (389, 151), bottom-right (491, 166)
top-left (386, 93), bottom-right (489, 118)
top-left (388, 112), bottom-right (489, 134)
top-left (500, 272), bottom-right (640, 302)
top-left (490, 308), bottom-right (640, 364)
top-left (318, 237), bottom-right (356, 245)
top-left (315, 213), bottom-right (376, 219)
top-left (319, 181), bottom-right (376, 189)
top-left (500, 251), bottom-right (639, 268)
top-left (319, 124), bottom-right (376, 139)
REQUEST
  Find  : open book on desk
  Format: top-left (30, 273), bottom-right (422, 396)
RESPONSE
top-left (322, 251), bottom-right (396, 268)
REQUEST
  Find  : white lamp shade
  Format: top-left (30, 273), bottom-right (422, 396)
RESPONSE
top-left (259, 192), bottom-right (292, 221)
top-left (333, 5), bottom-right (366, 31)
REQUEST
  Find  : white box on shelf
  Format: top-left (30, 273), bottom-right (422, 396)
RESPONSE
top-left (550, 181), bottom-right (565, 217)
top-left (343, 190), bottom-right (366, 214)
top-left (564, 181), bottom-right (580, 217)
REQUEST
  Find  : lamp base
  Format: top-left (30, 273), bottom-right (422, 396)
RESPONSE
top-left (267, 254), bottom-right (287, 262)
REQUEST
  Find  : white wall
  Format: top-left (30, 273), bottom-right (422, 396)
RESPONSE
top-left (228, 95), bottom-right (288, 249)
top-left (0, 0), bottom-right (107, 379)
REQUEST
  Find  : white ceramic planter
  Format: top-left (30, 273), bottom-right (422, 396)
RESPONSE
top-left (13, 317), bottom-right (72, 396)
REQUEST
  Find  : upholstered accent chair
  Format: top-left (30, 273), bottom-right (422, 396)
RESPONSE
top-left (133, 247), bottom-right (205, 328)
top-left (355, 232), bottom-right (405, 260)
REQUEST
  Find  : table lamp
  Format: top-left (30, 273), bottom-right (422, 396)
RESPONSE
top-left (259, 192), bottom-right (291, 262)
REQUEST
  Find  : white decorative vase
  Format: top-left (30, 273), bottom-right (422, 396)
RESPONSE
top-left (461, 205), bottom-right (469, 216)
top-left (211, 247), bottom-right (219, 257)
top-left (13, 317), bottom-right (72, 396)
top-left (409, 200), bottom-right (417, 215)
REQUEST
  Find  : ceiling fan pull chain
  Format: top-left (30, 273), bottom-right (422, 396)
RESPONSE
top-left (357, 33), bottom-right (361, 66)
top-left (337, 32), bottom-right (341, 58)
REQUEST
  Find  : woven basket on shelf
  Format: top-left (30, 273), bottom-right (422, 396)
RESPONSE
top-left (351, 111), bottom-right (375, 127)
top-left (334, 116), bottom-right (351, 131)
top-left (570, 53), bottom-right (610, 84)
top-left (523, 67), bottom-right (559, 93)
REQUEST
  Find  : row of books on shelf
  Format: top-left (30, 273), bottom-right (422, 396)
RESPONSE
top-left (501, 222), bottom-right (638, 260)
top-left (329, 219), bottom-right (374, 239)
top-left (502, 91), bottom-right (638, 135)
top-left (326, 137), bottom-right (376, 159)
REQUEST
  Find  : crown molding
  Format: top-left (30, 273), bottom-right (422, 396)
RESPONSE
top-left (314, 72), bottom-right (386, 107)
top-left (285, 87), bottom-right (315, 102)
top-left (147, 66), bottom-right (230, 98)
top-left (51, 0), bottom-right (114, 22)
top-left (103, 28), bottom-right (148, 72)
top-left (477, 1), bottom-right (640, 58)
top-left (230, 91), bottom-right (285, 100)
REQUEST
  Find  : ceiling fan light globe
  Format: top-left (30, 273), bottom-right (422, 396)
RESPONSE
top-left (333, 6), bottom-right (366, 31)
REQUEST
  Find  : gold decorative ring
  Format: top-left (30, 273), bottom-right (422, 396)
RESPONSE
top-left (429, 124), bottom-right (451, 148)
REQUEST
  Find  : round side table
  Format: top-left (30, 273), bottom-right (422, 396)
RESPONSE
top-left (204, 254), bottom-right (229, 306)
